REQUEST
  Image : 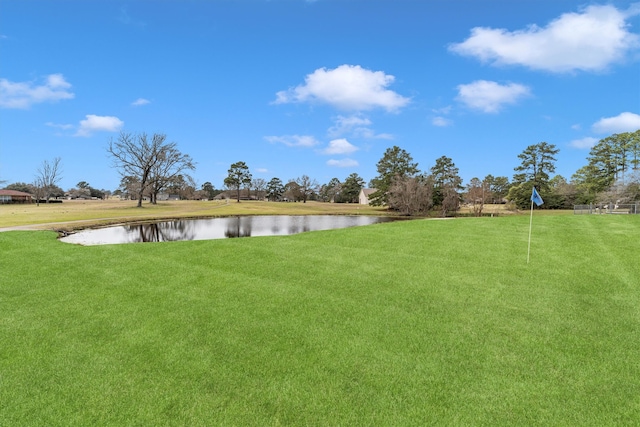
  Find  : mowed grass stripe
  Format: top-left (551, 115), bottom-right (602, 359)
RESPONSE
top-left (1, 215), bottom-right (639, 425)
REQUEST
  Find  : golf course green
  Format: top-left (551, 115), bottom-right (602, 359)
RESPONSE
top-left (1, 214), bottom-right (638, 425)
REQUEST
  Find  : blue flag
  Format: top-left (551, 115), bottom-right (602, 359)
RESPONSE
top-left (531, 187), bottom-right (544, 206)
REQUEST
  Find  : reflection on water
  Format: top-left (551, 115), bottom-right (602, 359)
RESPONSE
top-left (124, 220), bottom-right (197, 243)
top-left (224, 216), bottom-right (253, 238)
top-left (61, 215), bottom-right (399, 245)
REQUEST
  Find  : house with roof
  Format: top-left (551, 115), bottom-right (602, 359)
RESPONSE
top-left (157, 193), bottom-right (181, 201)
top-left (359, 188), bottom-right (377, 205)
top-left (0, 189), bottom-right (33, 204)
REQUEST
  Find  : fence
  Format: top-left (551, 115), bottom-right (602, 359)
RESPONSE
top-left (574, 203), bottom-right (639, 215)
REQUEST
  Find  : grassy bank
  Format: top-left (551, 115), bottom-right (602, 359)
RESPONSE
top-left (1, 215), bottom-right (639, 425)
top-left (0, 199), bottom-right (390, 230)
top-left (0, 199), bottom-right (524, 231)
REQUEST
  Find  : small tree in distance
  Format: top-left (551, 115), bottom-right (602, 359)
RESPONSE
top-left (466, 177), bottom-right (487, 216)
top-left (252, 178), bottom-right (267, 201)
top-left (431, 155), bottom-right (462, 217)
top-left (513, 142), bottom-right (559, 189)
top-left (224, 161), bottom-right (251, 202)
top-left (341, 173), bottom-right (365, 203)
top-left (201, 182), bottom-right (216, 200)
top-left (284, 181), bottom-right (302, 202)
top-left (295, 175), bottom-right (318, 203)
top-left (369, 146), bottom-right (419, 206)
top-left (266, 177), bottom-right (284, 201)
top-left (484, 175), bottom-right (510, 204)
top-left (508, 142), bottom-right (559, 209)
top-left (34, 157), bottom-right (63, 205)
top-left (319, 178), bottom-right (342, 202)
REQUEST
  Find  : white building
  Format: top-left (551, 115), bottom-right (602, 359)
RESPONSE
top-left (358, 188), bottom-right (377, 205)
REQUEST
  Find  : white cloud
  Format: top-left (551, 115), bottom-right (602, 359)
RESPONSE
top-left (45, 122), bottom-right (74, 130)
top-left (432, 106), bottom-right (453, 115)
top-left (592, 112), bottom-right (640, 133)
top-left (131, 98), bottom-right (150, 106)
top-left (327, 114), bottom-right (394, 139)
top-left (256, 168), bottom-right (268, 173)
top-left (456, 80), bottom-right (531, 113)
top-left (323, 138), bottom-right (359, 155)
top-left (343, 128), bottom-right (393, 140)
top-left (449, 4), bottom-right (640, 73)
top-left (264, 134), bottom-right (320, 147)
top-left (274, 64), bottom-right (410, 112)
top-left (570, 137), bottom-right (598, 149)
top-left (432, 116), bottom-right (453, 127)
top-left (327, 158), bottom-right (359, 168)
top-left (328, 115), bottom-right (371, 136)
top-left (75, 115), bottom-right (124, 137)
top-left (0, 73), bottom-right (74, 109)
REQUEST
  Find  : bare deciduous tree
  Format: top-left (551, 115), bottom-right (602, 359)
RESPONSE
top-left (108, 132), bottom-right (164, 207)
top-left (34, 157), bottom-right (63, 205)
top-left (252, 178), bottom-right (267, 201)
top-left (388, 176), bottom-right (433, 216)
top-left (295, 175), bottom-right (318, 203)
top-left (466, 177), bottom-right (488, 217)
top-left (441, 187), bottom-right (460, 217)
top-left (148, 145), bottom-right (195, 204)
top-left (108, 132), bottom-right (194, 207)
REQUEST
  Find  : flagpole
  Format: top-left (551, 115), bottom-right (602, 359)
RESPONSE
top-left (527, 186), bottom-right (544, 263)
top-left (527, 198), bottom-right (534, 264)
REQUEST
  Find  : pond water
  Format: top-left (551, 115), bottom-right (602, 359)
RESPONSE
top-left (60, 215), bottom-right (400, 245)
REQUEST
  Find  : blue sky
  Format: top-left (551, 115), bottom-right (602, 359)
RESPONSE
top-left (1, 0), bottom-right (639, 192)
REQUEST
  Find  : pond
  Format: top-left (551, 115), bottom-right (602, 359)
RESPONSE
top-left (60, 215), bottom-right (400, 245)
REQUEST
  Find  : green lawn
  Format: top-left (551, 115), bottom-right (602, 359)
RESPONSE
top-left (1, 215), bottom-right (639, 425)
